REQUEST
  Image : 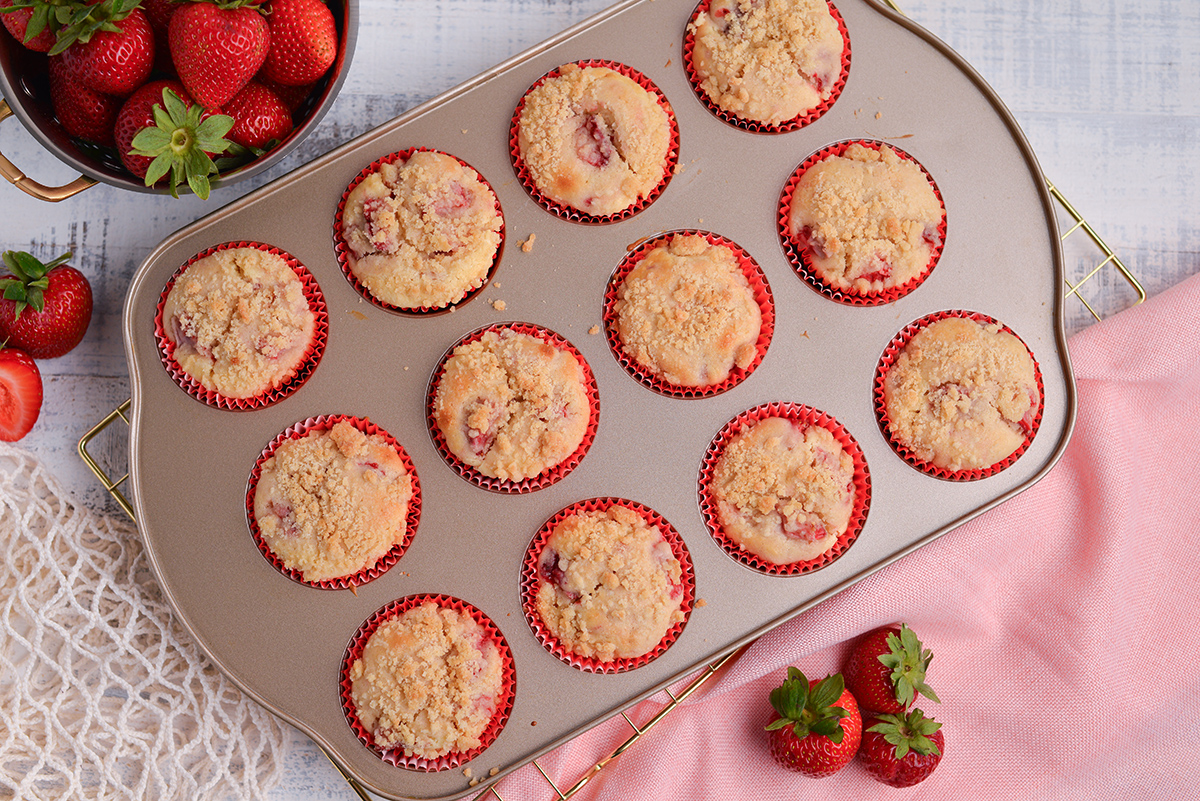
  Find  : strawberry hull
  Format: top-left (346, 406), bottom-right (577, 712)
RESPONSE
top-left (0, 0), bottom-right (357, 198)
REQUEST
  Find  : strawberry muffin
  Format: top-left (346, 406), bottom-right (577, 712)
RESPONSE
top-left (881, 316), bottom-right (1040, 472)
top-left (535, 504), bottom-right (686, 662)
top-left (432, 327), bottom-right (591, 483)
top-left (710, 416), bottom-right (856, 565)
top-left (252, 420), bottom-right (413, 583)
top-left (613, 233), bottom-right (762, 388)
top-left (516, 63), bottom-right (672, 217)
top-left (162, 246), bottom-right (316, 399)
top-left (339, 150), bottom-right (502, 310)
top-left (689, 0), bottom-right (844, 127)
top-left (787, 143), bottom-right (944, 295)
top-left (348, 601), bottom-right (505, 760)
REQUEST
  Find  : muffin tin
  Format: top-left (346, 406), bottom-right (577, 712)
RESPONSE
top-left (121, 0), bottom-right (1075, 798)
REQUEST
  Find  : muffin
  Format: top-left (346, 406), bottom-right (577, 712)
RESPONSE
top-left (688, 0), bottom-right (845, 127)
top-left (612, 233), bottom-right (763, 388)
top-left (880, 315), bottom-right (1041, 473)
top-left (516, 62), bottom-right (673, 217)
top-left (162, 246), bottom-right (317, 399)
top-left (252, 419), bottom-right (413, 584)
top-left (787, 143), bottom-right (944, 297)
top-left (432, 327), bottom-right (592, 483)
top-left (338, 150), bottom-right (503, 310)
top-left (348, 601), bottom-right (505, 761)
top-left (534, 503), bottom-right (687, 663)
top-left (709, 415), bottom-right (856, 565)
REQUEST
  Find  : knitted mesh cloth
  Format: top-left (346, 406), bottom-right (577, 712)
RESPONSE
top-left (0, 444), bottom-right (289, 800)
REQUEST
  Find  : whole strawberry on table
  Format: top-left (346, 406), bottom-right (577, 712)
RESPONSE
top-left (766, 668), bottom-right (862, 778)
top-left (0, 0), bottom-right (340, 198)
top-left (0, 250), bottom-right (93, 442)
top-left (843, 623), bottom-right (945, 787)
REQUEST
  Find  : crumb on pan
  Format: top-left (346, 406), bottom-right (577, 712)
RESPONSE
top-left (520, 233), bottom-right (536, 252)
top-left (493, 299), bottom-right (507, 311)
top-left (588, 325), bottom-right (600, 335)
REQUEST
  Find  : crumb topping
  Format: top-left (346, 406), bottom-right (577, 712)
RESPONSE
top-left (341, 150), bottom-right (502, 309)
top-left (535, 505), bottom-right (685, 661)
top-left (614, 234), bottom-right (762, 387)
top-left (518, 64), bottom-right (671, 216)
top-left (711, 416), bottom-right (855, 565)
top-left (349, 602), bottom-right (503, 759)
top-left (253, 420), bottom-right (412, 582)
top-left (689, 0), bottom-right (843, 125)
top-left (433, 329), bottom-right (590, 482)
top-left (883, 317), bottom-right (1040, 471)
top-left (163, 247), bottom-right (316, 399)
top-left (788, 144), bottom-right (944, 293)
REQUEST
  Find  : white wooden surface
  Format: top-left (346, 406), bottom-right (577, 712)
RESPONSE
top-left (1, 0), bottom-right (1196, 798)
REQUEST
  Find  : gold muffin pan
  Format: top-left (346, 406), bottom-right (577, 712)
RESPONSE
top-left (93, 0), bottom-right (1098, 798)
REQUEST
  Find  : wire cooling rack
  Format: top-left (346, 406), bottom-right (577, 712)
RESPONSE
top-left (77, 2), bottom-right (1145, 796)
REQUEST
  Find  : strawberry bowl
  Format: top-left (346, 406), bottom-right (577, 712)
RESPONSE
top-left (0, 0), bottom-right (357, 202)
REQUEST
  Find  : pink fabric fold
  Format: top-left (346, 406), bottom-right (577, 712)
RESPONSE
top-left (494, 272), bottom-right (1200, 800)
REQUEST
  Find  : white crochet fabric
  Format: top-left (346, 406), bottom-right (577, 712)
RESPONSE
top-left (0, 444), bottom-right (289, 800)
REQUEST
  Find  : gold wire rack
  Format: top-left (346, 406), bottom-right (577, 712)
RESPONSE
top-left (76, 2), bottom-right (1144, 795)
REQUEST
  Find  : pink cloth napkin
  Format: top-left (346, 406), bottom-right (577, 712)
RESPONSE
top-left (493, 272), bottom-right (1200, 800)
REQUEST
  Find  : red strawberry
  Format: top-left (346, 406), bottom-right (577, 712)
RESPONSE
top-left (859, 709), bottom-right (944, 787)
top-left (169, 1), bottom-right (270, 109)
top-left (114, 81), bottom-right (235, 198)
top-left (0, 251), bottom-right (93, 360)
top-left (58, 4), bottom-right (154, 96)
top-left (257, 76), bottom-right (315, 113)
top-left (766, 668), bottom-right (862, 778)
top-left (2, 6), bottom-right (59, 51)
top-left (843, 623), bottom-right (940, 715)
top-left (222, 80), bottom-right (293, 148)
top-left (140, 0), bottom-right (180, 72)
top-left (0, 348), bottom-right (43, 442)
top-left (48, 54), bottom-right (120, 146)
top-left (258, 0), bottom-right (335, 86)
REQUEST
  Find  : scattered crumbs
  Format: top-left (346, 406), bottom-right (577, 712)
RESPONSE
top-left (492, 299), bottom-right (507, 311)
top-left (520, 233), bottom-right (537, 252)
top-left (673, 161), bottom-right (685, 175)
top-left (461, 129), bottom-right (468, 134)
top-left (493, 281), bottom-right (501, 288)
top-left (875, 111), bottom-right (882, 120)
top-left (664, 57), bottom-right (672, 67)
top-left (403, 366), bottom-right (409, 371)
top-left (469, 778), bottom-right (479, 787)
top-left (349, 586), bottom-right (359, 597)
top-left (449, 306), bottom-right (456, 313)
top-left (695, 598), bottom-right (708, 608)
top-left (854, 107), bottom-right (862, 117)
top-left (531, 720), bottom-right (538, 726)
top-left (588, 325), bottom-right (600, 335)
top-left (698, 218), bottom-right (703, 224)
top-left (464, 768), bottom-right (474, 779)
top-left (348, 309), bottom-right (368, 321)
top-left (801, 330), bottom-right (810, 339)
top-left (489, 768), bottom-right (499, 777)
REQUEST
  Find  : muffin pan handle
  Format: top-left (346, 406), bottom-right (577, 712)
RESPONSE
top-left (0, 101), bottom-right (96, 202)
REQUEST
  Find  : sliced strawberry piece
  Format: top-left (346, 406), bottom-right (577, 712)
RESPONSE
top-left (0, 348), bottom-right (43, 442)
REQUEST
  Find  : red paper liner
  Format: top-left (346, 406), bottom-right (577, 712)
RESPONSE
top-left (519, 497), bottom-right (695, 673)
top-left (698, 402), bottom-right (871, 576)
top-left (332, 147), bottom-right (505, 315)
top-left (509, 60), bottom-right (680, 224)
top-left (682, 0), bottom-right (850, 134)
top-left (154, 241), bottom-right (328, 410)
top-left (873, 310), bottom-right (1045, 481)
top-left (777, 140), bottom-right (947, 306)
top-left (339, 594), bottom-right (515, 771)
top-left (603, 229), bottom-right (774, 398)
top-left (425, 323), bottom-right (600, 493)
top-left (245, 414), bottom-right (421, 589)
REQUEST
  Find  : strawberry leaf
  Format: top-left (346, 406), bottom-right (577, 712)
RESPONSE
top-left (127, 89), bottom-right (234, 200)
